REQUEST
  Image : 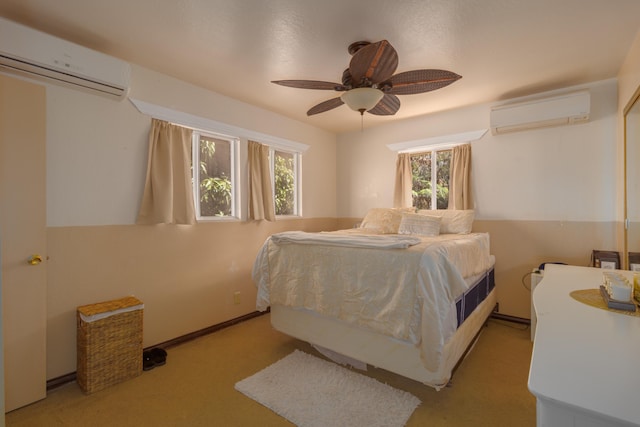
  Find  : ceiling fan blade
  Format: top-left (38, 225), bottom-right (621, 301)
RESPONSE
top-left (307, 97), bottom-right (345, 116)
top-left (388, 70), bottom-right (461, 95)
top-left (367, 94), bottom-right (400, 116)
top-left (272, 80), bottom-right (346, 91)
top-left (349, 40), bottom-right (399, 86)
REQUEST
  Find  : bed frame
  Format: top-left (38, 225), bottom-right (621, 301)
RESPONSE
top-left (270, 267), bottom-right (496, 390)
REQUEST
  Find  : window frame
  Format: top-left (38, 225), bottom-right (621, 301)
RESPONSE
top-left (128, 98), bottom-right (310, 222)
top-left (269, 146), bottom-right (302, 218)
top-left (387, 129), bottom-right (485, 210)
top-left (410, 148), bottom-right (453, 211)
top-left (191, 130), bottom-right (240, 222)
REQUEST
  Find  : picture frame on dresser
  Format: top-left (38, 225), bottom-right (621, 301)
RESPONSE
top-left (629, 252), bottom-right (640, 271)
top-left (591, 250), bottom-right (620, 269)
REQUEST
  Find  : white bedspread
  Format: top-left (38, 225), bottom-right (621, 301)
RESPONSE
top-left (252, 231), bottom-right (492, 372)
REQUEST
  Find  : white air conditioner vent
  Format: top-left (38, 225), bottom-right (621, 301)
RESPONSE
top-left (490, 91), bottom-right (590, 135)
top-left (0, 17), bottom-right (130, 99)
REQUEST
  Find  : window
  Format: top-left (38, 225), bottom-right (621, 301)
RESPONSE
top-left (128, 99), bottom-right (309, 221)
top-left (192, 131), bottom-right (239, 220)
top-left (272, 149), bottom-right (298, 216)
top-left (411, 149), bottom-right (452, 210)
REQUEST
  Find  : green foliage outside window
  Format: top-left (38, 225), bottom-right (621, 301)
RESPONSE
top-left (198, 137), bottom-right (232, 217)
top-left (411, 150), bottom-right (451, 210)
top-left (196, 138), bottom-right (296, 218)
top-left (435, 150), bottom-right (451, 209)
top-left (274, 151), bottom-right (295, 215)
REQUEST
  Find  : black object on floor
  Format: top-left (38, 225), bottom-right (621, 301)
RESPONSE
top-left (143, 347), bottom-right (167, 371)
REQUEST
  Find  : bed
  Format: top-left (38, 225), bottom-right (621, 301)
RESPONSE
top-left (252, 208), bottom-right (496, 390)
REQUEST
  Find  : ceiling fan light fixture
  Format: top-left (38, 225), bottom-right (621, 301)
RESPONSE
top-left (341, 87), bottom-right (384, 115)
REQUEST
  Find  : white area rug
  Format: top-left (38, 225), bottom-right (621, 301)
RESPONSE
top-left (235, 350), bottom-right (420, 427)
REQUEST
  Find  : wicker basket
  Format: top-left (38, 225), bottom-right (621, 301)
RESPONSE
top-left (77, 296), bottom-right (144, 394)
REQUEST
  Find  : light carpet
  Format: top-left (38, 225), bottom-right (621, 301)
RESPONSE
top-left (234, 350), bottom-right (420, 427)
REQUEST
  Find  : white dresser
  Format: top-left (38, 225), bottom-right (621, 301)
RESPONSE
top-left (530, 268), bottom-right (544, 341)
top-left (528, 264), bottom-right (640, 427)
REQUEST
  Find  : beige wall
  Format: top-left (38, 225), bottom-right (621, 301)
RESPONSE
top-left (46, 65), bottom-right (337, 227)
top-left (336, 79), bottom-right (620, 319)
top-left (46, 218), bottom-right (339, 378)
top-left (472, 220), bottom-right (617, 316)
top-left (25, 64), bottom-right (340, 379)
top-left (7, 29), bottom-right (640, 380)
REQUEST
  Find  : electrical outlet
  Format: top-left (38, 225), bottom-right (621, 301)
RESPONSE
top-left (233, 291), bottom-right (241, 305)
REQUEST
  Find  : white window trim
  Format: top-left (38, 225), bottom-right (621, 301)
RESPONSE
top-left (192, 132), bottom-right (240, 222)
top-left (129, 98), bottom-right (309, 221)
top-left (410, 149), bottom-right (451, 211)
top-left (129, 98), bottom-right (310, 153)
top-left (387, 129), bottom-right (487, 153)
top-left (387, 129), bottom-right (485, 210)
top-left (269, 147), bottom-right (302, 218)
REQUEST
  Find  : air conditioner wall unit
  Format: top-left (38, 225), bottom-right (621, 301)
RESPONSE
top-left (490, 90), bottom-right (590, 135)
top-left (0, 17), bottom-right (130, 99)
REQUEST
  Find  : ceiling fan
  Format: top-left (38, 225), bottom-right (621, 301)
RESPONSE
top-left (272, 40), bottom-right (461, 117)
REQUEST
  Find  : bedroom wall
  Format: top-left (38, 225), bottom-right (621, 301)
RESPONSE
top-left (10, 29), bottom-right (639, 380)
top-left (336, 79), bottom-right (619, 319)
top-left (34, 64), bottom-right (339, 379)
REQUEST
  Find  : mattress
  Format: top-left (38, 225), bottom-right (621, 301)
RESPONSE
top-left (253, 230), bottom-right (494, 373)
top-left (270, 275), bottom-right (496, 389)
top-left (456, 266), bottom-right (495, 327)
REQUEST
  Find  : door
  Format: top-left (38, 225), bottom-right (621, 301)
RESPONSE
top-left (0, 73), bottom-right (47, 411)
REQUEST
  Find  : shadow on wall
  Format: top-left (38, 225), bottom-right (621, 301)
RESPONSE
top-left (473, 219), bottom-right (617, 318)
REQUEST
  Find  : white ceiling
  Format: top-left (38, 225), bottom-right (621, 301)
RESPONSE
top-left (1, 0), bottom-right (639, 134)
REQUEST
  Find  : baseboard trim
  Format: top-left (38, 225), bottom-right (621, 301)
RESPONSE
top-left (46, 372), bottom-right (77, 391)
top-left (47, 309), bottom-right (525, 391)
top-left (490, 312), bottom-right (531, 325)
top-left (154, 309), bottom-right (268, 350)
top-left (46, 310), bottom-right (268, 391)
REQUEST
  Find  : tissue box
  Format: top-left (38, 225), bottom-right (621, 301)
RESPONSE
top-left (600, 286), bottom-right (636, 311)
top-left (76, 296), bottom-right (144, 394)
top-left (603, 272), bottom-right (632, 302)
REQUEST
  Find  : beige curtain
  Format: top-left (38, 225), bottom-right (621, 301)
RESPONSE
top-left (393, 153), bottom-right (413, 208)
top-left (248, 140), bottom-right (275, 221)
top-left (449, 144), bottom-right (472, 210)
top-left (136, 119), bottom-right (196, 225)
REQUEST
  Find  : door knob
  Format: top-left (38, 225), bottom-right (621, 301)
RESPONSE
top-left (27, 254), bottom-right (43, 265)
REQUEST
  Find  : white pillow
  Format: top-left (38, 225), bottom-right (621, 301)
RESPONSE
top-left (417, 209), bottom-right (475, 234)
top-left (360, 208), bottom-right (414, 234)
top-left (398, 213), bottom-right (441, 236)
